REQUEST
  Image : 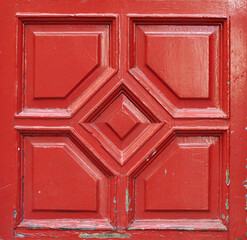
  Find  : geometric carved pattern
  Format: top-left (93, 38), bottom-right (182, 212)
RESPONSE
top-left (20, 16), bottom-right (117, 112)
top-left (133, 134), bottom-right (224, 226)
top-left (129, 17), bottom-right (229, 118)
top-left (80, 85), bottom-right (164, 166)
top-left (15, 14), bottom-right (229, 233)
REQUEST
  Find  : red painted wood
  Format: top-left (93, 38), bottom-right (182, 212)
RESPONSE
top-left (0, 0), bottom-right (246, 239)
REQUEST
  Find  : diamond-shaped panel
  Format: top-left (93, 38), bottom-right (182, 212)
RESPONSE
top-left (80, 87), bottom-right (163, 166)
top-left (107, 104), bottom-right (138, 140)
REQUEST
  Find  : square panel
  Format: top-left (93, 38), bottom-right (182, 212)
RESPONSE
top-left (129, 16), bottom-right (229, 118)
top-left (129, 131), bottom-right (229, 231)
top-left (23, 136), bottom-right (110, 222)
top-left (17, 15), bottom-right (118, 116)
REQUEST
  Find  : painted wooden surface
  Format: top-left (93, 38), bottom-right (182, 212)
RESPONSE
top-left (0, 0), bottom-right (246, 239)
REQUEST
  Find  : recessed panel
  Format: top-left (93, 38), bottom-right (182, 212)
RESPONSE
top-left (33, 33), bottom-right (99, 99)
top-left (146, 34), bottom-right (209, 99)
top-left (22, 17), bottom-right (116, 111)
top-left (135, 135), bottom-right (221, 221)
top-left (24, 136), bottom-right (109, 220)
top-left (145, 143), bottom-right (209, 210)
top-left (129, 17), bottom-right (229, 117)
top-left (32, 145), bottom-right (98, 211)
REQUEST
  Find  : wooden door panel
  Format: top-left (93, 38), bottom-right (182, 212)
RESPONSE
top-left (128, 131), bottom-right (228, 231)
top-left (24, 136), bottom-right (109, 218)
top-left (129, 16), bottom-right (229, 118)
top-left (0, 1), bottom-right (246, 239)
top-left (14, 13), bottom-right (230, 235)
top-left (17, 15), bottom-right (118, 116)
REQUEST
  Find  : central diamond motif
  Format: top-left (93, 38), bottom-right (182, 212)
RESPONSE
top-left (107, 105), bottom-right (137, 140)
top-left (80, 87), bottom-right (163, 166)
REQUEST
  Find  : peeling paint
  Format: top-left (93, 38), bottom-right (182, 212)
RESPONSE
top-left (125, 189), bottom-right (129, 212)
top-left (78, 233), bottom-right (131, 238)
top-left (170, 227), bottom-right (196, 231)
top-left (226, 169), bottom-right (230, 185)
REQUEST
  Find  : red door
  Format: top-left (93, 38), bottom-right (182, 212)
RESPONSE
top-left (0, 1), bottom-right (246, 239)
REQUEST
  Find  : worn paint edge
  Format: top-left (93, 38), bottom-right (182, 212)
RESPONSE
top-left (125, 189), bottom-right (129, 212)
top-left (226, 169), bottom-right (230, 185)
top-left (78, 233), bottom-right (131, 239)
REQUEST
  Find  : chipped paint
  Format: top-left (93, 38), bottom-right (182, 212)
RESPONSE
top-left (113, 197), bottom-right (116, 203)
top-left (78, 233), bottom-right (131, 239)
top-left (13, 210), bottom-right (17, 218)
top-left (242, 179), bottom-right (247, 189)
top-left (125, 189), bottom-right (129, 212)
top-left (225, 215), bottom-right (229, 223)
top-left (169, 227), bottom-right (196, 231)
top-left (28, 225), bottom-right (42, 229)
top-left (222, 214), bottom-right (225, 219)
top-left (151, 149), bottom-right (157, 156)
top-left (245, 194), bottom-right (247, 210)
top-left (225, 198), bottom-right (229, 210)
top-left (226, 169), bottom-right (230, 185)
top-left (15, 234), bottom-right (25, 238)
top-left (59, 227), bottom-right (97, 231)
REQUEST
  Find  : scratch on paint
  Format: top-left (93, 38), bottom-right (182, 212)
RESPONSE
top-left (0, 184), bottom-right (11, 191)
top-left (78, 233), bottom-right (131, 239)
top-left (125, 189), bottom-right (129, 212)
top-left (226, 169), bottom-right (230, 185)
